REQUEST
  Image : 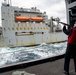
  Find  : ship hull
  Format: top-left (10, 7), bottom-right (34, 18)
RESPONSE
top-left (0, 32), bottom-right (67, 47)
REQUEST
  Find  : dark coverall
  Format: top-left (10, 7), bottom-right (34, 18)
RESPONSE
top-left (63, 26), bottom-right (76, 73)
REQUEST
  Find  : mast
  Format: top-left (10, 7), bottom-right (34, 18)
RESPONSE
top-left (4, 0), bottom-right (12, 6)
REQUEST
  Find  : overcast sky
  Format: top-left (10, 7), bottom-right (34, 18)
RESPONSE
top-left (0, 0), bottom-right (66, 26)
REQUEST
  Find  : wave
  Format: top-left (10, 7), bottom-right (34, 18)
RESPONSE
top-left (0, 42), bottom-right (67, 67)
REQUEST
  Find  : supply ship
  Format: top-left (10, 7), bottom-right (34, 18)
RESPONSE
top-left (0, 0), bottom-right (67, 47)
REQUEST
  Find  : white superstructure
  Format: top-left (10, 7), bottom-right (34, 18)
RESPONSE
top-left (0, 1), bottom-right (67, 47)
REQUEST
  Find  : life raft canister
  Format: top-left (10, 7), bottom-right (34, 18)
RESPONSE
top-left (16, 16), bottom-right (43, 21)
top-left (15, 16), bottom-right (30, 21)
top-left (31, 17), bottom-right (43, 21)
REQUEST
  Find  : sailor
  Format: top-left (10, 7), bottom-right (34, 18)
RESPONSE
top-left (63, 22), bottom-right (76, 75)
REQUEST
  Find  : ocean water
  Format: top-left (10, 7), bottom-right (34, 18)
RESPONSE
top-left (0, 42), bottom-right (67, 67)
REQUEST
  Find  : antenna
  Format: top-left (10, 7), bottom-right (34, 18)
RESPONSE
top-left (10, 0), bottom-right (12, 6)
top-left (6, 0), bottom-right (12, 6)
top-left (8, 0), bottom-right (9, 4)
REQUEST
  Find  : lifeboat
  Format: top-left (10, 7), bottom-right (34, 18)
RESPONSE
top-left (15, 16), bottom-right (30, 21)
top-left (31, 17), bottom-right (43, 21)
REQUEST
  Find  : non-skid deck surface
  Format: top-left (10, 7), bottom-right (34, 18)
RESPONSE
top-left (0, 58), bottom-right (75, 75)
